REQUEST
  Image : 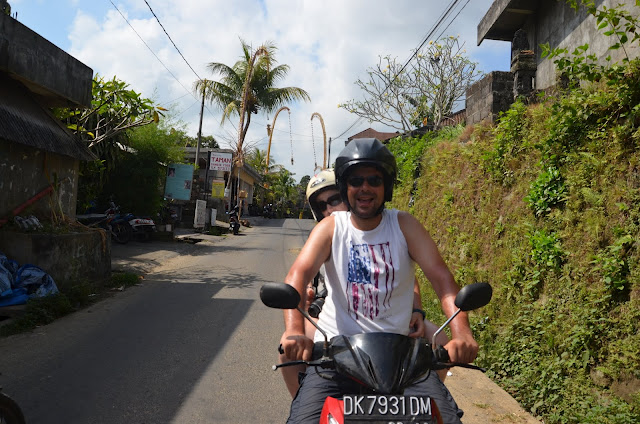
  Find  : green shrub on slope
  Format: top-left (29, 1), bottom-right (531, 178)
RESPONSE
top-left (388, 59), bottom-right (640, 423)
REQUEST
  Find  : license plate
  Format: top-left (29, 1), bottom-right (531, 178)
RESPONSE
top-left (343, 394), bottom-right (433, 422)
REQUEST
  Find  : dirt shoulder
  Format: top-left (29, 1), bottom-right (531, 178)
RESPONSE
top-left (445, 367), bottom-right (541, 423)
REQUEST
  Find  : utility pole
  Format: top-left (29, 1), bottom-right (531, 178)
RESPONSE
top-left (195, 82), bottom-right (206, 168)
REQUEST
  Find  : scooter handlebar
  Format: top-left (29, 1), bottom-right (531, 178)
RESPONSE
top-left (275, 341), bottom-right (485, 373)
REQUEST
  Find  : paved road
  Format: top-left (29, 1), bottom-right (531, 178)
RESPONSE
top-left (0, 217), bottom-right (540, 423)
top-left (0, 217), bottom-right (312, 423)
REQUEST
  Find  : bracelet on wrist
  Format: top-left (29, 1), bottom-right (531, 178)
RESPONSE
top-left (412, 308), bottom-right (426, 320)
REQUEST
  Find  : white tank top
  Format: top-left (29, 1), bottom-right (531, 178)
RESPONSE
top-left (315, 209), bottom-right (415, 342)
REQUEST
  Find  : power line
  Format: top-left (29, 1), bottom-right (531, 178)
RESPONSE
top-left (159, 91), bottom-right (193, 107)
top-left (107, 0), bottom-right (196, 102)
top-left (142, 0), bottom-right (203, 81)
top-left (175, 99), bottom-right (200, 117)
top-left (333, 0), bottom-right (463, 141)
top-left (397, 0), bottom-right (462, 78)
top-left (109, 1), bottom-right (231, 141)
top-left (142, 0), bottom-right (226, 128)
top-left (333, 117), bottom-right (366, 141)
top-left (434, 0), bottom-right (472, 41)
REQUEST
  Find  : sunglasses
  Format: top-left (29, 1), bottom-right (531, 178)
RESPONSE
top-left (316, 193), bottom-right (343, 212)
top-left (347, 175), bottom-right (384, 188)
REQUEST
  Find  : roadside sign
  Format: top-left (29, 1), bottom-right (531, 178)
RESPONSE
top-left (165, 163), bottom-right (193, 201)
top-left (209, 152), bottom-right (232, 172)
top-left (194, 200), bottom-right (206, 228)
top-left (211, 179), bottom-right (226, 198)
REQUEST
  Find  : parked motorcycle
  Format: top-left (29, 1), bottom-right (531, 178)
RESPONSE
top-left (128, 215), bottom-right (156, 241)
top-left (77, 204), bottom-right (132, 244)
top-left (106, 202), bottom-right (156, 241)
top-left (262, 203), bottom-right (274, 219)
top-left (103, 202), bottom-right (134, 244)
top-left (260, 282), bottom-right (492, 424)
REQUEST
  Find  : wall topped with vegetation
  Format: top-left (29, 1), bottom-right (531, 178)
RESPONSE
top-left (388, 55), bottom-right (640, 422)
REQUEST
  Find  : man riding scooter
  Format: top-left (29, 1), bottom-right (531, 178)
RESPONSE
top-left (279, 169), bottom-right (348, 397)
top-left (279, 166), bottom-right (450, 399)
top-left (281, 139), bottom-right (476, 423)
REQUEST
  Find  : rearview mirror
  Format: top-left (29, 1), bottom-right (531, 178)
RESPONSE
top-left (260, 283), bottom-right (301, 309)
top-left (454, 282), bottom-right (492, 311)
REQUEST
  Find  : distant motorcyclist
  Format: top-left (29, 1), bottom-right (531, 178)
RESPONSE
top-left (229, 205), bottom-right (240, 234)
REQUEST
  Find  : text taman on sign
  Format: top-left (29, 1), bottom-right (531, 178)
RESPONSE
top-left (209, 152), bottom-right (233, 172)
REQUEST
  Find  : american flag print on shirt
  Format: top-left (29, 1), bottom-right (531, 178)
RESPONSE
top-left (347, 241), bottom-right (395, 319)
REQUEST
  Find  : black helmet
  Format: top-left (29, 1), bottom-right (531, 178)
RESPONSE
top-left (335, 138), bottom-right (397, 203)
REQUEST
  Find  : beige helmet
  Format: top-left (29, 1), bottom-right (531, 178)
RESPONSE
top-left (306, 169), bottom-right (337, 221)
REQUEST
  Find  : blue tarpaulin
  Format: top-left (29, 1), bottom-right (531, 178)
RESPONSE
top-left (0, 253), bottom-right (58, 307)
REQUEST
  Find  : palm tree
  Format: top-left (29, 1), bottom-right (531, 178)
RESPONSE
top-left (194, 39), bottom-right (310, 208)
top-left (246, 148), bottom-right (273, 173)
top-left (271, 168), bottom-right (297, 216)
top-left (194, 39), bottom-right (310, 163)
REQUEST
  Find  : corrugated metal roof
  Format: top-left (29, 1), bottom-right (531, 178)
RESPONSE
top-left (0, 76), bottom-right (95, 161)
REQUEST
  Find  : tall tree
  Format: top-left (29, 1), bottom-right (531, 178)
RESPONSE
top-left (55, 74), bottom-right (167, 213)
top-left (194, 39), bottom-right (310, 181)
top-left (340, 36), bottom-right (481, 131)
top-left (183, 134), bottom-right (219, 149)
top-left (56, 74), bottom-right (166, 150)
top-left (271, 168), bottom-right (297, 204)
top-left (245, 148), bottom-right (273, 173)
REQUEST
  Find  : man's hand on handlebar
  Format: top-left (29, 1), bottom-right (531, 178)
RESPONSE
top-left (443, 335), bottom-right (479, 364)
top-left (280, 332), bottom-right (314, 362)
top-left (408, 312), bottom-right (426, 338)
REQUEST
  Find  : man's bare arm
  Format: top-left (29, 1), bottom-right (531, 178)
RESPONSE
top-left (281, 216), bottom-right (334, 360)
top-left (399, 211), bottom-right (478, 363)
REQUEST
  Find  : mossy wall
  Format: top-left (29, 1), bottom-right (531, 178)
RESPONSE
top-left (388, 63), bottom-right (640, 422)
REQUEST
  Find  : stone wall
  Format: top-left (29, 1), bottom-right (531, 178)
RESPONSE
top-left (0, 140), bottom-right (80, 220)
top-left (521, 0), bottom-right (639, 89)
top-left (465, 71), bottom-right (514, 125)
top-left (0, 229), bottom-right (111, 288)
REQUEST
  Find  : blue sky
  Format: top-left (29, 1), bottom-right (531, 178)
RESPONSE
top-left (9, 0), bottom-right (511, 181)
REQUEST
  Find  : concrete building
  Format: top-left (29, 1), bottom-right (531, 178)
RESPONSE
top-left (0, 12), bottom-right (94, 220)
top-left (0, 12), bottom-right (110, 286)
top-left (466, 0), bottom-right (640, 125)
top-left (183, 147), bottom-right (262, 218)
top-left (479, 0), bottom-right (639, 90)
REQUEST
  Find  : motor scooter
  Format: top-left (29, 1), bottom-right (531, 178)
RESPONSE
top-left (260, 282), bottom-right (493, 424)
top-left (106, 202), bottom-right (156, 241)
top-left (127, 215), bottom-right (156, 241)
top-left (228, 206), bottom-right (240, 235)
top-left (77, 203), bottom-right (132, 244)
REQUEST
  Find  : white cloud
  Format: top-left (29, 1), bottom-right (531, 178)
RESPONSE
top-left (66, 0), bottom-right (510, 182)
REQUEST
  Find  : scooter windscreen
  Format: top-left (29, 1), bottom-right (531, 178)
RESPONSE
top-left (329, 333), bottom-right (433, 394)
